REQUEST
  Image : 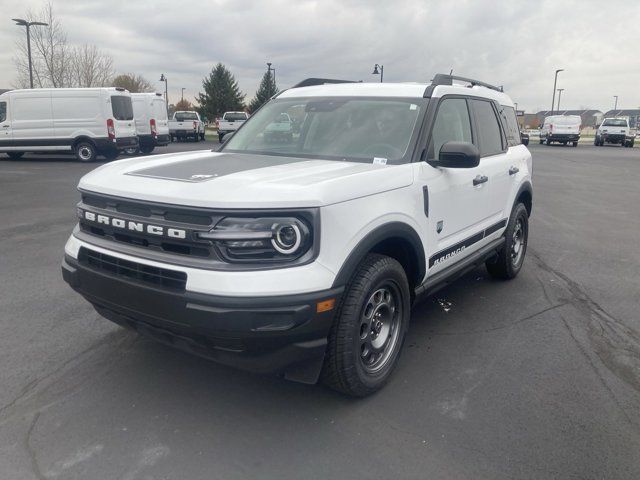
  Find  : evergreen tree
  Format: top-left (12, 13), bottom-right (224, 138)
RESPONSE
top-left (197, 63), bottom-right (245, 119)
top-left (249, 71), bottom-right (278, 113)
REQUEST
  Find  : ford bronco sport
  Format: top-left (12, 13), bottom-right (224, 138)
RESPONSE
top-left (62, 74), bottom-right (533, 397)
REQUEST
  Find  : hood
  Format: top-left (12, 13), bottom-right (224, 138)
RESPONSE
top-left (78, 150), bottom-right (414, 208)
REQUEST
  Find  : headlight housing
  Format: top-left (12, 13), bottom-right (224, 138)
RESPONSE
top-left (198, 215), bottom-right (315, 264)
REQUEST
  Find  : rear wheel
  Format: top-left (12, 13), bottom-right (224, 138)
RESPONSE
top-left (74, 141), bottom-right (97, 162)
top-left (6, 152), bottom-right (24, 160)
top-left (123, 147), bottom-right (139, 156)
top-left (486, 203), bottom-right (529, 280)
top-left (140, 145), bottom-right (155, 154)
top-left (322, 254), bottom-right (410, 397)
top-left (572, 141), bottom-right (578, 147)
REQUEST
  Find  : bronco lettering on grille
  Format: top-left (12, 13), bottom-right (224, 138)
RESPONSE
top-left (81, 210), bottom-right (186, 239)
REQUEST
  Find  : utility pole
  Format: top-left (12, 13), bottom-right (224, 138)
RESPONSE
top-left (557, 88), bottom-right (564, 112)
top-left (613, 95), bottom-right (618, 111)
top-left (551, 69), bottom-right (563, 114)
top-left (159, 74), bottom-right (168, 115)
top-left (181, 88), bottom-right (185, 102)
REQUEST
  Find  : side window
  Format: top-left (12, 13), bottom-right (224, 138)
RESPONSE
top-left (0, 102), bottom-right (6, 123)
top-left (429, 98), bottom-right (472, 159)
top-left (500, 105), bottom-right (521, 147)
top-left (471, 99), bottom-right (504, 156)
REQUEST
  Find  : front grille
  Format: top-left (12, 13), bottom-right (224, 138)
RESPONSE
top-left (78, 247), bottom-right (187, 291)
top-left (78, 192), bottom-right (220, 260)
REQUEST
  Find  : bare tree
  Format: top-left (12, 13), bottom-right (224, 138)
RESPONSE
top-left (13, 1), bottom-right (114, 88)
top-left (112, 73), bottom-right (154, 93)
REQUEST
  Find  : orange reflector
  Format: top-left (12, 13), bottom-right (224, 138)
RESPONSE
top-left (316, 298), bottom-right (336, 313)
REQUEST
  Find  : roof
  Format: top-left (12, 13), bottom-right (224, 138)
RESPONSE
top-left (278, 80), bottom-right (513, 105)
top-left (536, 109), bottom-right (602, 116)
top-left (602, 109), bottom-right (640, 117)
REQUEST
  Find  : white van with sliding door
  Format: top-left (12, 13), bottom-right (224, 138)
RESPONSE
top-left (539, 115), bottom-right (581, 147)
top-left (0, 87), bottom-right (138, 162)
top-left (127, 92), bottom-right (170, 155)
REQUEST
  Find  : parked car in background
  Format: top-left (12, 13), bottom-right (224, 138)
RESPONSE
top-left (0, 87), bottom-right (137, 162)
top-left (217, 111), bottom-right (249, 143)
top-left (169, 111), bottom-right (205, 142)
top-left (595, 117), bottom-right (635, 147)
top-left (124, 93), bottom-right (171, 155)
top-left (539, 115), bottom-right (581, 146)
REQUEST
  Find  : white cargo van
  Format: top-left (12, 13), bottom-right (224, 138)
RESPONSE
top-left (539, 115), bottom-right (581, 147)
top-left (0, 87), bottom-right (138, 162)
top-left (127, 93), bottom-right (170, 155)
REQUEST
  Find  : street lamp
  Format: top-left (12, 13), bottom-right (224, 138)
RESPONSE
top-left (12, 18), bottom-right (48, 89)
top-left (557, 88), bottom-right (565, 112)
top-left (613, 95), bottom-right (618, 111)
top-left (550, 68), bottom-right (563, 114)
top-left (266, 62), bottom-right (276, 96)
top-left (159, 74), bottom-right (168, 114)
top-left (181, 87), bottom-right (185, 102)
top-left (372, 63), bottom-right (384, 83)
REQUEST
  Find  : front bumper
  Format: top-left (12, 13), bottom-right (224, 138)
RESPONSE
top-left (601, 133), bottom-right (626, 143)
top-left (61, 252), bottom-right (343, 382)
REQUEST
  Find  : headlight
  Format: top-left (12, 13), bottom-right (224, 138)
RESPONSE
top-left (198, 216), bottom-right (313, 263)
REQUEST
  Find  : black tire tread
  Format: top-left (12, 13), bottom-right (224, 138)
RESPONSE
top-left (486, 202), bottom-right (529, 280)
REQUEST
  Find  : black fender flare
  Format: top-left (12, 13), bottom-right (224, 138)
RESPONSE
top-left (514, 181), bottom-right (533, 216)
top-left (331, 222), bottom-right (426, 289)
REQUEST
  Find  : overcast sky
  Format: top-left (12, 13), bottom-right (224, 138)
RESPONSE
top-left (0, 0), bottom-right (637, 112)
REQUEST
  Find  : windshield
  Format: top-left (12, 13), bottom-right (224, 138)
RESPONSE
top-left (223, 97), bottom-right (423, 163)
top-left (175, 112), bottom-right (198, 121)
top-left (603, 119), bottom-right (627, 127)
top-left (224, 112), bottom-right (248, 121)
top-left (111, 96), bottom-right (134, 121)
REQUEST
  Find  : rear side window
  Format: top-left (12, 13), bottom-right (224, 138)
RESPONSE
top-left (471, 99), bottom-right (504, 156)
top-left (429, 98), bottom-right (473, 159)
top-left (0, 102), bottom-right (6, 123)
top-left (500, 106), bottom-right (521, 147)
top-left (111, 96), bottom-right (134, 120)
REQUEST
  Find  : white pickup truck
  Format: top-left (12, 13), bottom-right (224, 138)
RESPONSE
top-left (216, 111), bottom-right (249, 143)
top-left (168, 111), bottom-right (205, 142)
top-left (595, 117), bottom-right (635, 147)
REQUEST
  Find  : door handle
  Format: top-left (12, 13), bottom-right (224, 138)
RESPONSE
top-left (1, 125), bottom-right (9, 128)
top-left (509, 166), bottom-right (519, 175)
top-left (473, 175), bottom-right (488, 186)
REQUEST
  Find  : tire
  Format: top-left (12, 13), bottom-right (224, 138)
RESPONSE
top-left (321, 254), bottom-right (410, 397)
top-left (218, 133), bottom-right (225, 143)
top-left (486, 203), bottom-right (529, 280)
top-left (572, 141), bottom-right (578, 147)
top-left (123, 147), bottom-right (139, 156)
top-left (7, 152), bottom-right (24, 160)
top-left (140, 145), bottom-right (155, 154)
top-left (74, 141), bottom-right (97, 162)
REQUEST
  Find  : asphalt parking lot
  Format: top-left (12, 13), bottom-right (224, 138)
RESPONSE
top-left (1, 141), bottom-right (639, 479)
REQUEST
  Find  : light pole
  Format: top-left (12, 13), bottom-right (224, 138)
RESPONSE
top-left (557, 88), bottom-right (564, 112)
top-left (12, 18), bottom-right (48, 89)
top-left (372, 63), bottom-right (384, 83)
top-left (613, 95), bottom-right (618, 111)
top-left (159, 74), bottom-right (168, 115)
top-left (267, 62), bottom-right (276, 96)
top-left (550, 68), bottom-right (563, 114)
top-left (181, 87), bottom-right (185, 102)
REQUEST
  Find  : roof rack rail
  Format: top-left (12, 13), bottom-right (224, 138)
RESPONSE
top-left (423, 74), bottom-right (503, 97)
top-left (291, 78), bottom-right (357, 89)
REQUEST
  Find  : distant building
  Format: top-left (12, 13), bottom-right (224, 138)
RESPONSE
top-left (602, 109), bottom-right (640, 129)
top-left (534, 109), bottom-right (603, 128)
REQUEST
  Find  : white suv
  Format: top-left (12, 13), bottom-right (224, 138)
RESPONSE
top-left (62, 74), bottom-right (533, 396)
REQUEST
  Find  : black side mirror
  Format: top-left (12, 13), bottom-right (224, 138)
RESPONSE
top-left (429, 141), bottom-right (480, 168)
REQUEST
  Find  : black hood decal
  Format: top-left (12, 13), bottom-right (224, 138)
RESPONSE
top-left (126, 153), bottom-right (308, 182)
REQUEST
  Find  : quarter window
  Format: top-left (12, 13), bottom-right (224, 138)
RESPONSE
top-left (0, 102), bottom-right (6, 123)
top-left (429, 98), bottom-right (472, 159)
top-left (471, 99), bottom-right (504, 156)
top-left (500, 105), bottom-right (521, 147)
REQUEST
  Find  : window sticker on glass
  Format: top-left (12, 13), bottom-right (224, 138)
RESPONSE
top-left (373, 157), bottom-right (388, 165)
top-left (409, 104), bottom-right (417, 110)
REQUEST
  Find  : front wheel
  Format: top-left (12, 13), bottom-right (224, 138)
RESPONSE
top-left (322, 254), bottom-right (410, 397)
top-left (486, 202), bottom-right (529, 280)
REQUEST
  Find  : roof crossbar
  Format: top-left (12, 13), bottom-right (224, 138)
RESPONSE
top-left (424, 73), bottom-right (503, 97)
top-left (292, 78), bottom-right (357, 88)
